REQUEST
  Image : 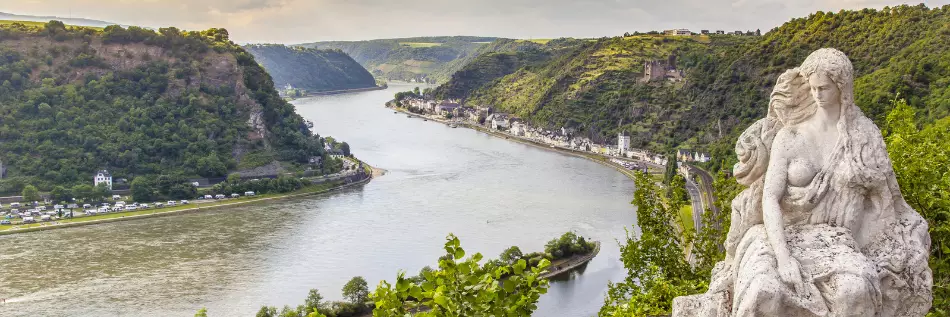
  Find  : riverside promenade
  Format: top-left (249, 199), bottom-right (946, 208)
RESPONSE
top-left (0, 161), bottom-right (380, 236)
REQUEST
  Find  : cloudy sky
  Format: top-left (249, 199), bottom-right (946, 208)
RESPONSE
top-left (2, 0), bottom-right (947, 44)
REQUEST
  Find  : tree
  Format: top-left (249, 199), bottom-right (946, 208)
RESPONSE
top-left (600, 172), bottom-right (704, 316)
top-left (883, 98), bottom-right (950, 312)
top-left (304, 289), bottom-right (323, 313)
top-left (256, 306), bottom-right (278, 317)
top-left (339, 142), bottom-right (351, 157)
top-left (130, 177), bottom-right (155, 202)
top-left (372, 234), bottom-right (550, 316)
top-left (499, 246), bottom-right (523, 265)
top-left (72, 184), bottom-right (94, 202)
top-left (50, 185), bottom-right (71, 203)
top-left (227, 173), bottom-right (242, 184)
top-left (21, 184), bottom-right (39, 202)
top-left (342, 276), bottom-right (369, 305)
top-left (93, 183), bottom-right (111, 201)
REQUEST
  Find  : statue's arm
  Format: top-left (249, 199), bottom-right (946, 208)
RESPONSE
top-left (762, 131), bottom-right (792, 262)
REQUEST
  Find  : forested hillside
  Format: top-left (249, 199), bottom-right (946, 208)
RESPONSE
top-left (0, 21), bottom-right (328, 193)
top-left (244, 44), bottom-right (377, 92)
top-left (436, 4), bottom-right (950, 171)
top-left (299, 36), bottom-right (499, 83)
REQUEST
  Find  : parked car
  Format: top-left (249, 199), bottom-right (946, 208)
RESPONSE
top-left (154, 202), bottom-right (164, 208)
top-left (112, 195), bottom-right (122, 200)
top-left (231, 193), bottom-right (240, 198)
top-left (116, 201), bottom-right (126, 206)
top-left (245, 191), bottom-right (256, 196)
top-left (204, 195), bottom-right (213, 200)
top-left (180, 200), bottom-right (189, 205)
top-left (1, 219), bottom-right (11, 225)
top-left (101, 203), bottom-right (111, 207)
top-left (40, 215), bottom-right (51, 222)
top-left (166, 201), bottom-right (176, 206)
top-left (22, 217), bottom-right (35, 224)
top-left (10, 202), bottom-right (20, 208)
top-left (140, 203), bottom-right (150, 209)
top-left (82, 204), bottom-right (93, 209)
top-left (214, 194), bottom-right (226, 199)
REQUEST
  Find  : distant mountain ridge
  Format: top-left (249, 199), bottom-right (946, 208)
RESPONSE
top-left (431, 4), bottom-right (950, 170)
top-left (0, 12), bottom-right (127, 28)
top-left (245, 44), bottom-right (377, 93)
top-left (298, 36), bottom-right (501, 84)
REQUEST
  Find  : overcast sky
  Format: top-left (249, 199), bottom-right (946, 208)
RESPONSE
top-left (2, 0), bottom-right (948, 44)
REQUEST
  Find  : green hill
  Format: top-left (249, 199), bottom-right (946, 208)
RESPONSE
top-left (244, 44), bottom-right (377, 92)
top-left (0, 21), bottom-right (331, 193)
top-left (299, 36), bottom-right (501, 84)
top-left (435, 4), bottom-right (950, 170)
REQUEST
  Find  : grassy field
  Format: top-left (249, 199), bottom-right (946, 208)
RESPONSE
top-left (679, 204), bottom-right (694, 234)
top-left (0, 181), bottom-right (345, 232)
top-left (399, 42), bottom-right (442, 48)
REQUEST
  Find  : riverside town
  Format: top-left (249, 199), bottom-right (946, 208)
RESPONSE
top-left (0, 2), bottom-right (946, 317)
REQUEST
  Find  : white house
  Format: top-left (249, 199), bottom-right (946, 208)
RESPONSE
top-left (510, 121), bottom-right (527, 136)
top-left (618, 132), bottom-right (631, 155)
top-left (487, 113), bottom-right (510, 130)
top-left (94, 170), bottom-right (112, 190)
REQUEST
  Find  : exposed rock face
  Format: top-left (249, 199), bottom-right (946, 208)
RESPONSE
top-left (672, 48), bottom-right (932, 317)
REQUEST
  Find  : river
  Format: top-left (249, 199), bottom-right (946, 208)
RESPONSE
top-left (0, 83), bottom-right (637, 317)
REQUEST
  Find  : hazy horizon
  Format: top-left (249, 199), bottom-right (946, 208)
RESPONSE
top-left (2, 0), bottom-right (948, 44)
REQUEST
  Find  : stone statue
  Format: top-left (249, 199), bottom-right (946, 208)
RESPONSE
top-left (672, 48), bottom-right (932, 317)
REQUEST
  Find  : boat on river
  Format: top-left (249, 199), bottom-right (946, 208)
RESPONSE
top-left (449, 124), bottom-right (457, 128)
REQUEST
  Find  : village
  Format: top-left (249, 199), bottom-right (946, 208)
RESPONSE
top-left (388, 95), bottom-right (712, 175)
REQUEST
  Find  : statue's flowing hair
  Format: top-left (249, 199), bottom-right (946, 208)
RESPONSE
top-left (797, 48), bottom-right (886, 202)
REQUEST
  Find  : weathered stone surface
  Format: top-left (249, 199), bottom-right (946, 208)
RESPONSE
top-left (672, 48), bottom-right (932, 317)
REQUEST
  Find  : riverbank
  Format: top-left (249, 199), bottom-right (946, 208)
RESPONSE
top-left (541, 241), bottom-right (602, 279)
top-left (392, 107), bottom-right (655, 181)
top-left (0, 163), bottom-right (378, 236)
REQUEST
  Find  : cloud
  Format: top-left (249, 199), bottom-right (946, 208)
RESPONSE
top-left (2, 0), bottom-right (948, 43)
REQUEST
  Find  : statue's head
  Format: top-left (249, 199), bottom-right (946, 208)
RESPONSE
top-left (799, 48), bottom-right (854, 114)
top-left (769, 68), bottom-right (815, 126)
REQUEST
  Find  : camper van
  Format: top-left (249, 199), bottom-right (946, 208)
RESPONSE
top-left (40, 215), bottom-right (51, 222)
top-left (245, 191), bottom-right (256, 196)
top-left (22, 217), bottom-right (35, 224)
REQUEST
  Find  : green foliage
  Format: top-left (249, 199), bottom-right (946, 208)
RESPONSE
top-left (543, 231), bottom-right (595, 260)
top-left (21, 184), bottom-right (38, 202)
top-left (883, 98), bottom-right (950, 315)
top-left (435, 5), bottom-right (950, 173)
top-left (256, 306), bottom-right (278, 317)
top-left (372, 234), bottom-right (550, 316)
top-left (600, 172), bottom-right (727, 316)
top-left (194, 308), bottom-right (208, 317)
top-left (50, 185), bottom-right (71, 203)
top-left (244, 44), bottom-right (377, 92)
top-left (341, 276), bottom-right (369, 305)
top-left (499, 246), bottom-right (523, 265)
top-left (130, 177), bottom-right (155, 202)
top-left (210, 175), bottom-right (308, 197)
top-left (0, 22), bottom-right (328, 194)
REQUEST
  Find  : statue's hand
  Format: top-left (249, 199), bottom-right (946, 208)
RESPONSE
top-left (777, 255), bottom-right (805, 294)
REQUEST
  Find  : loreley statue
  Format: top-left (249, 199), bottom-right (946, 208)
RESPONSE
top-left (672, 48), bottom-right (932, 317)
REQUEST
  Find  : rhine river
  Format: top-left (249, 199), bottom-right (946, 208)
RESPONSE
top-left (0, 83), bottom-right (636, 317)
